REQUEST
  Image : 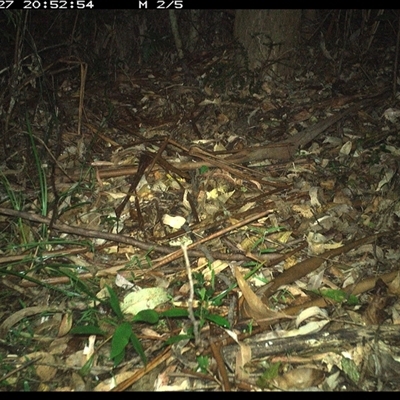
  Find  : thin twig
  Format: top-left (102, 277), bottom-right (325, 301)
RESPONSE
top-left (143, 208), bottom-right (274, 274)
top-left (181, 243), bottom-right (200, 346)
top-left (0, 356), bottom-right (42, 383)
top-left (111, 347), bottom-right (172, 392)
top-left (0, 207), bottom-right (275, 265)
top-left (210, 340), bottom-right (231, 391)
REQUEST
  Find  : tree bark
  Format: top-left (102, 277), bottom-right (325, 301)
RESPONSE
top-left (234, 10), bottom-right (301, 77)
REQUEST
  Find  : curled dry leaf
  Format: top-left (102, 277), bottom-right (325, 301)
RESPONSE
top-left (0, 306), bottom-right (65, 339)
top-left (235, 267), bottom-right (289, 327)
top-left (309, 186), bottom-right (322, 207)
top-left (225, 329), bottom-right (251, 381)
top-left (295, 306), bottom-right (328, 328)
top-left (388, 272), bottom-right (400, 296)
top-left (83, 335), bottom-right (96, 360)
top-left (57, 312), bottom-right (73, 337)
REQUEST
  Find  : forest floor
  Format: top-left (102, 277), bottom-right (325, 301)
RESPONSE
top-left (1, 23), bottom-right (400, 391)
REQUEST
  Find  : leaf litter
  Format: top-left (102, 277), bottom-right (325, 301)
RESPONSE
top-left (1, 11), bottom-right (400, 392)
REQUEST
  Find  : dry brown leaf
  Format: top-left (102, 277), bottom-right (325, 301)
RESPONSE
top-left (292, 109), bottom-right (311, 122)
top-left (363, 278), bottom-right (390, 325)
top-left (216, 112), bottom-right (229, 124)
top-left (235, 342), bottom-right (251, 381)
top-left (66, 350), bottom-right (87, 369)
top-left (26, 352), bottom-right (58, 382)
top-left (235, 267), bottom-right (288, 326)
top-left (154, 365), bottom-right (177, 390)
top-left (70, 372), bottom-right (86, 391)
top-left (0, 306), bottom-right (64, 339)
top-left (320, 178), bottom-right (336, 191)
top-left (94, 371), bottom-right (137, 391)
top-left (273, 367), bottom-right (325, 390)
top-left (295, 306), bottom-right (328, 328)
top-left (226, 329), bottom-right (252, 381)
top-left (262, 233), bottom-right (386, 300)
top-left (292, 204), bottom-right (314, 218)
top-left (388, 272), bottom-right (400, 296)
top-left (57, 312), bottom-right (73, 337)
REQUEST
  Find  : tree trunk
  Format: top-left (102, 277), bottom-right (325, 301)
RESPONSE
top-left (234, 10), bottom-right (301, 78)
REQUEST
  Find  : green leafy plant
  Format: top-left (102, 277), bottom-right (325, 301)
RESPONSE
top-left (315, 288), bottom-right (359, 305)
top-left (110, 321), bottom-right (141, 366)
top-left (106, 285), bottom-right (147, 366)
top-left (341, 357), bottom-right (360, 384)
top-left (71, 279), bottom-right (233, 370)
top-left (196, 355), bottom-right (210, 374)
top-left (192, 272), bottom-right (230, 330)
top-left (246, 319), bottom-right (254, 334)
top-left (256, 362), bottom-right (281, 389)
top-left (246, 225), bottom-right (285, 253)
top-left (71, 285), bottom-right (148, 368)
top-left (25, 116), bottom-right (48, 220)
top-left (72, 286), bottom-right (196, 368)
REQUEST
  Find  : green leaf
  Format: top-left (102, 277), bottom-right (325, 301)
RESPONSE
top-left (197, 287), bottom-right (207, 301)
top-left (199, 165), bottom-right (209, 174)
top-left (106, 285), bottom-right (124, 320)
top-left (256, 362), bottom-right (281, 389)
top-left (341, 357), bottom-right (360, 383)
top-left (79, 354), bottom-right (95, 377)
top-left (70, 325), bottom-right (106, 335)
top-left (110, 322), bottom-right (132, 359)
top-left (203, 313), bottom-right (230, 328)
top-left (259, 248), bottom-right (277, 254)
top-left (164, 334), bottom-right (193, 345)
top-left (58, 267), bottom-right (96, 299)
top-left (159, 308), bottom-right (189, 318)
top-left (132, 309), bottom-right (159, 324)
top-left (112, 348), bottom-right (125, 367)
top-left (318, 289), bottom-right (359, 305)
top-left (129, 331), bottom-right (147, 365)
top-left (196, 355), bottom-right (210, 374)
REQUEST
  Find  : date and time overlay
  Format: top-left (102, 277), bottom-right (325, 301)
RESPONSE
top-left (0, 0), bottom-right (184, 9)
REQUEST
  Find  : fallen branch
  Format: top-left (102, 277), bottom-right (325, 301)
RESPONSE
top-left (221, 325), bottom-right (400, 366)
top-left (0, 207), bottom-right (277, 271)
